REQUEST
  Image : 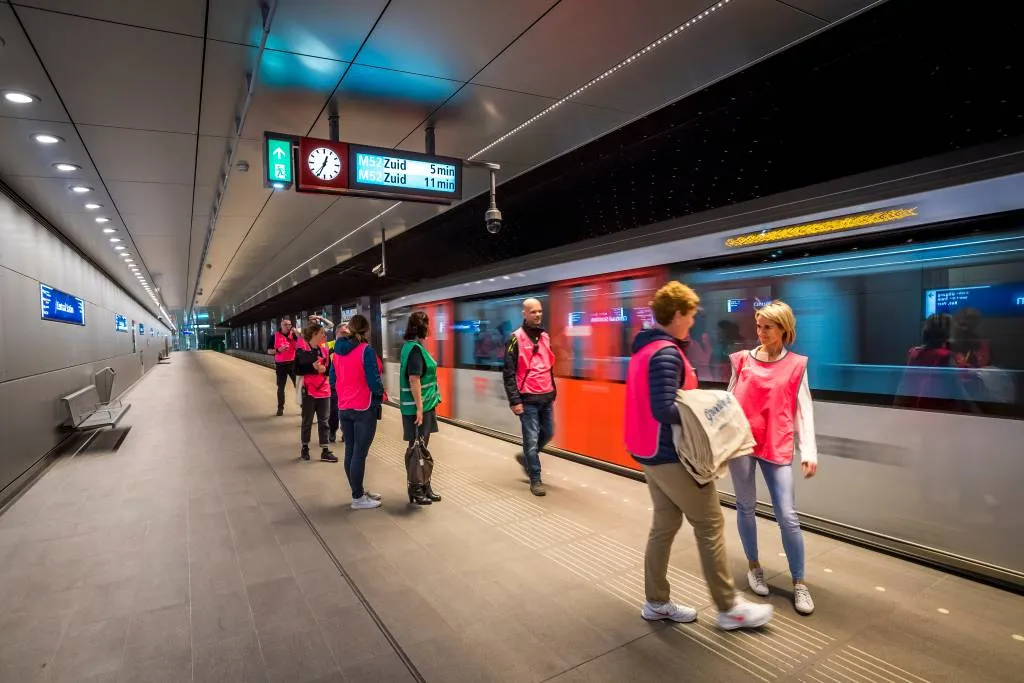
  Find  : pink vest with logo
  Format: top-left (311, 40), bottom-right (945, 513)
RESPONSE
top-left (298, 341), bottom-right (331, 399)
top-left (514, 328), bottom-right (555, 395)
top-left (729, 349), bottom-right (807, 465)
top-left (625, 340), bottom-right (698, 458)
top-left (273, 330), bottom-right (298, 363)
top-left (334, 343), bottom-right (373, 411)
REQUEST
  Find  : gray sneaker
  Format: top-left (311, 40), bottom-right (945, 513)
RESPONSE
top-left (530, 480), bottom-right (546, 497)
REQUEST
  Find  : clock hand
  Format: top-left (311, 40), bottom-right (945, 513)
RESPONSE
top-left (317, 157), bottom-right (329, 176)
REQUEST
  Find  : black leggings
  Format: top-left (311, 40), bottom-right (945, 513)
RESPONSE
top-left (301, 395), bottom-right (331, 447)
top-left (275, 362), bottom-right (296, 409)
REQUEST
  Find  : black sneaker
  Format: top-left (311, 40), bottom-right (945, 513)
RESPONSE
top-left (300, 446), bottom-right (310, 461)
top-left (329, 432), bottom-right (337, 443)
top-left (276, 407), bottom-right (284, 416)
top-left (320, 448), bottom-right (338, 463)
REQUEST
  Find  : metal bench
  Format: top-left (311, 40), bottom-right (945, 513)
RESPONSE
top-left (60, 367), bottom-right (132, 452)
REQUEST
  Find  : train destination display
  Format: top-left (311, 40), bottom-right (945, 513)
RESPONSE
top-left (348, 144), bottom-right (462, 202)
top-left (40, 284), bottom-right (86, 325)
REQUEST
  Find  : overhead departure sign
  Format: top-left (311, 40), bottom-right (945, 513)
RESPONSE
top-left (348, 144), bottom-right (462, 203)
top-left (263, 132), bottom-right (297, 189)
top-left (40, 284), bottom-right (86, 325)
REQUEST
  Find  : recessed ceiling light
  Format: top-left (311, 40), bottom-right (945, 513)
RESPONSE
top-left (114, 245), bottom-right (125, 250)
top-left (33, 133), bottom-right (62, 145)
top-left (71, 185), bottom-right (92, 193)
top-left (120, 253), bottom-right (131, 258)
top-left (4, 91), bottom-right (38, 104)
top-left (102, 228), bottom-right (116, 234)
top-left (109, 238), bottom-right (121, 243)
top-left (53, 163), bottom-right (80, 172)
top-left (95, 217), bottom-right (109, 223)
top-left (125, 259), bottom-right (134, 264)
top-left (85, 202), bottom-right (102, 210)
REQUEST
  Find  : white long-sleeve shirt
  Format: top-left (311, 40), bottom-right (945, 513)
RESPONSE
top-left (727, 347), bottom-right (818, 465)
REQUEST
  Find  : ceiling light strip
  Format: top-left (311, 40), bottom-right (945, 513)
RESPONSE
top-left (238, 202), bottom-right (401, 307)
top-left (468, 0), bottom-right (733, 160)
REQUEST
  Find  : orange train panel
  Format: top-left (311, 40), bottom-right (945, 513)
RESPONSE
top-left (435, 366), bottom-right (454, 419)
top-left (552, 377), bottom-right (641, 472)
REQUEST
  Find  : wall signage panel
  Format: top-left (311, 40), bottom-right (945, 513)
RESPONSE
top-left (40, 284), bottom-right (85, 325)
top-left (115, 314), bottom-right (129, 332)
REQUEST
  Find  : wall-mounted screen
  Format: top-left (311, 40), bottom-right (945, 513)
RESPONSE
top-left (40, 284), bottom-right (85, 326)
top-left (925, 283), bottom-right (1024, 318)
top-left (138, 323), bottom-right (145, 335)
top-left (115, 314), bottom-right (129, 332)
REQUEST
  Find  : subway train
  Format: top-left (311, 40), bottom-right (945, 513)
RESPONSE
top-left (380, 162), bottom-right (1024, 590)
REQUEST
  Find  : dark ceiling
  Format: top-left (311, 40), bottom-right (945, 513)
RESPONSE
top-left (224, 0), bottom-right (1024, 327)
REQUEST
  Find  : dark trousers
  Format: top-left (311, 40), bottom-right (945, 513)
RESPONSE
top-left (340, 409), bottom-right (378, 499)
top-left (275, 361), bottom-right (296, 409)
top-left (328, 383), bottom-right (339, 436)
top-left (520, 401), bottom-right (555, 482)
top-left (301, 394), bottom-right (330, 447)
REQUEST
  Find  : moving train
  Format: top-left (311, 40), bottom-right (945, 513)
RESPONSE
top-left (380, 159), bottom-right (1024, 590)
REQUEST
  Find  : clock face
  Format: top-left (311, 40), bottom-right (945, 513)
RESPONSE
top-left (307, 147), bottom-right (342, 181)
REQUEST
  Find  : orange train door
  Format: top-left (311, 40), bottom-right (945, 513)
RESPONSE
top-left (417, 300), bottom-right (455, 418)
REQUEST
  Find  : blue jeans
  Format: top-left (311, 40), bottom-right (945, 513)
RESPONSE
top-left (340, 409), bottom-right (378, 499)
top-left (520, 402), bottom-right (554, 482)
top-left (728, 456), bottom-right (805, 581)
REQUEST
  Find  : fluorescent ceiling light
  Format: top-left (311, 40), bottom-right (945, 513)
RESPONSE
top-left (114, 245), bottom-right (125, 251)
top-left (33, 134), bottom-right (61, 144)
top-left (4, 92), bottom-right (37, 104)
top-left (95, 217), bottom-right (109, 223)
top-left (85, 203), bottom-right (102, 210)
top-left (109, 237), bottom-right (121, 243)
top-left (102, 228), bottom-right (116, 234)
top-left (71, 185), bottom-right (92, 193)
top-left (53, 163), bottom-right (79, 172)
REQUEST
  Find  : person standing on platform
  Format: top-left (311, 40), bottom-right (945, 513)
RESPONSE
top-left (294, 323), bottom-right (338, 463)
top-left (399, 311), bottom-right (442, 506)
top-left (267, 318), bottom-right (299, 416)
top-left (727, 300), bottom-right (818, 615)
top-left (625, 281), bottom-right (773, 631)
top-left (327, 323), bottom-right (348, 444)
top-left (334, 315), bottom-right (385, 510)
top-left (503, 298), bottom-right (556, 497)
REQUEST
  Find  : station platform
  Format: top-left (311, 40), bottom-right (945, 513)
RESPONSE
top-left (0, 351), bottom-right (1021, 683)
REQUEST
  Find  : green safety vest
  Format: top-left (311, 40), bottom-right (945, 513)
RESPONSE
top-left (399, 340), bottom-right (440, 415)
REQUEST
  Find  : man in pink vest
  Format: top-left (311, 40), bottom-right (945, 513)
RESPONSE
top-left (503, 298), bottom-right (556, 496)
top-left (266, 318), bottom-right (299, 416)
top-left (625, 281), bottom-right (773, 631)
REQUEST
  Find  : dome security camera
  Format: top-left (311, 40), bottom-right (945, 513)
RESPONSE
top-left (485, 207), bottom-right (503, 234)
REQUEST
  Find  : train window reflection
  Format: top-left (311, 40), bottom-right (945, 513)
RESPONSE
top-left (454, 293), bottom-right (548, 369)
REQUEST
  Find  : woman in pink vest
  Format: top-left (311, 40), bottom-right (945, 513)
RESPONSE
top-left (625, 281), bottom-right (773, 631)
top-left (332, 315), bottom-right (386, 510)
top-left (294, 324), bottom-right (338, 464)
top-left (728, 300), bottom-right (818, 615)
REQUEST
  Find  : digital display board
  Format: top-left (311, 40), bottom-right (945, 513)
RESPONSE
top-left (138, 323), bottom-right (145, 335)
top-left (348, 144), bottom-right (462, 203)
top-left (726, 296), bottom-right (774, 313)
top-left (115, 314), bottom-right (129, 332)
top-left (40, 284), bottom-right (85, 325)
top-left (925, 283), bottom-right (1024, 318)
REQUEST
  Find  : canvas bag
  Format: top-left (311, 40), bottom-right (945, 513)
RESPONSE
top-left (672, 388), bottom-right (755, 484)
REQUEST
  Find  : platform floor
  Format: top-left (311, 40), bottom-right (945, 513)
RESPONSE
top-left (0, 351), bottom-right (1021, 682)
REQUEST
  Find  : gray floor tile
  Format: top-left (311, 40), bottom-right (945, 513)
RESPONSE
top-left (238, 545), bottom-right (293, 586)
top-left (48, 616), bottom-right (129, 683)
top-left (247, 576), bottom-right (320, 639)
top-left (317, 605), bottom-right (396, 665)
top-left (117, 649), bottom-right (192, 683)
top-left (259, 627), bottom-right (340, 683)
top-left (123, 602), bottom-right (190, 663)
top-left (192, 588), bottom-right (257, 643)
top-left (193, 632), bottom-right (268, 683)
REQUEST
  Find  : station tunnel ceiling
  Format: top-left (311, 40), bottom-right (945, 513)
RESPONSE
top-left (222, 0), bottom-right (1024, 326)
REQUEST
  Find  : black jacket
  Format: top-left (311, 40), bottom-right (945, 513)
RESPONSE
top-left (631, 328), bottom-right (687, 466)
top-left (502, 323), bottom-right (556, 406)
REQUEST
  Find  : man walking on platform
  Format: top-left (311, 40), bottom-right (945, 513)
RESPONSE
top-left (267, 318), bottom-right (299, 416)
top-left (503, 298), bottom-right (556, 496)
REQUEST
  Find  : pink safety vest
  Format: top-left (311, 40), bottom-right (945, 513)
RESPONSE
top-left (272, 330), bottom-right (298, 363)
top-left (298, 341), bottom-right (331, 399)
top-left (514, 328), bottom-right (555, 395)
top-left (625, 340), bottom-right (698, 458)
top-left (334, 343), bottom-right (373, 411)
top-left (729, 349), bottom-right (807, 465)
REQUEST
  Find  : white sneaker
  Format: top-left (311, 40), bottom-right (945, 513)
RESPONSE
top-left (350, 495), bottom-right (382, 510)
top-left (641, 601), bottom-right (697, 623)
top-left (794, 583), bottom-right (815, 615)
top-left (364, 491), bottom-right (382, 501)
top-left (747, 568), bottom-right (770, 596)
top-left (716, 598), bottom-right (774, 631)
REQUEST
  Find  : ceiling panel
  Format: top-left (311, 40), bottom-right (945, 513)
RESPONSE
top-left (199, 41), bottom-right (255, 138)
top-left (78, 125), bottom-right (197, 185)
top-left (783, 0), bottom-right (881, 22)
top-left (395, 84), bottom-right (556, 159)
top-left (472, 0), bottom-right (707, 99)
top-left (0, 4), bottom-right (70, 122)
top-left (208, 137), bottom-right (267, 218)
top-left (262, 0), bottom-right (389, 62)
top-left (572, 0), bottom-right (826, 115)
top-left (0, 118), bottom-right (99, 182)
top-left (355, 0), bottom-right (556, 82)
top-left (11, 0), bottom-right (207, 35)
top-left (17, 7), bottom-right (204, 134)
top-left (133, 233), bottom-right (185, 296)
top-left (194, 134), bottom-right (229, 196)
top-left (122, 212), bottom-right (190, 238)
top-left (107, 181), bottom-right (193, 227)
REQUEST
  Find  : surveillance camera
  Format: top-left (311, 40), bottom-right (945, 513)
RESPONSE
top-left (485, 207), bottom-right (503, 234)
top-left (371, 263), bottom-right (384, 277)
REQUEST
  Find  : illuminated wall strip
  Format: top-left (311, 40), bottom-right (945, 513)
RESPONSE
top-left (239, 202), bottom-right (401, 306)
top-left (468, 0), bottom-right (734, 160)
top-left (724, 207), bottom-right (919, 248)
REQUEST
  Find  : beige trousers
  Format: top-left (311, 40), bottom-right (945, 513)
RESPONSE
top-left (642, 462), bottom-right (737, 612)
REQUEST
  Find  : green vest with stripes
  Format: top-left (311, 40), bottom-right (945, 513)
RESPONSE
top-left (399, 340), bottom-right (440, 415)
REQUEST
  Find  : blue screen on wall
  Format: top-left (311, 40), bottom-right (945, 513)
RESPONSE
top-left (40, 284), bottom-right (86, 326)
top-left (115, 314), bottom-right (129, 332)
top-left (925, 283), bottom-right (1024, 317)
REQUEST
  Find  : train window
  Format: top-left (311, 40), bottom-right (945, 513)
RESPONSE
top-left (385, 302), bottom-right (454, 365)
top-left (679, 229), bottom-right (1024, 416)
top-left (454, 292), bottom-right (549, 370)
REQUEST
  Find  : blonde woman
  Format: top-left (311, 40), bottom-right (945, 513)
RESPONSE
top-left (727, 300), bottom-right (818, 615)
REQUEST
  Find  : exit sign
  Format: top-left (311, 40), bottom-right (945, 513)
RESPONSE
top-left (263, 132), bottom-right (297, 189)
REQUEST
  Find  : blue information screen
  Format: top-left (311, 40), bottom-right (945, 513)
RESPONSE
top-left (348, 144), bottom-right (462, 202)
top-left (40, 284), bottom-right (85, 325)
top-left (115, 314), bottom-right (129, 332)
top-left (138, 323), bottom-right (145, 335)
top-left (925, 283), bottom-right (1024, 317)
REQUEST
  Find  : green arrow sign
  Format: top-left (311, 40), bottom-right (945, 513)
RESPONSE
top-left (264, 133), bottom-right (294, 188)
